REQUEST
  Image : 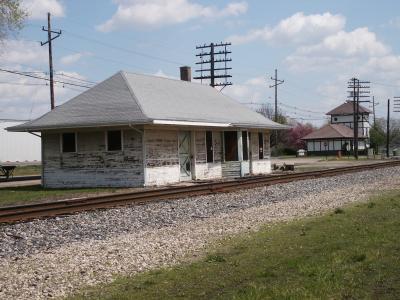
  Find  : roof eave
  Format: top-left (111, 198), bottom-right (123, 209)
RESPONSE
top-left (6, 120), bottom-right (152, 132)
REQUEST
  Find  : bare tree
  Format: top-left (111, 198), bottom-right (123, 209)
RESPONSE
top-left (256, 103), bottom-right (288, 124)
top-left (256, 103), bottom-right (288, 148)
top-left (0, 0), bottom-right (26, 42)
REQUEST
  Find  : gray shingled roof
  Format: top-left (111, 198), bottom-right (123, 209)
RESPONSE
top-left (302, 124), bottom-right (367, 140)
top-left (8, 71), bottom-right (287, 132)
top-left (326, 101), bottom-right (371, 115)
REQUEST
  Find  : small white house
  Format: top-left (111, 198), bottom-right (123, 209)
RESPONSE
top-left (8, 67), bottom-right (287, 188)
top-left (0, 121), bottom-right (41, 163)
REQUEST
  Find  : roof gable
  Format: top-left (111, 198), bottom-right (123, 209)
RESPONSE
top-left (122, 71), bottom-right (280, 127)
top-left (302, 124), bottom-right (355, 140)
top-left (9, 72), bottom-right (149, 131)
top-left (8, 71), bottom-right (286, 132)
top-left (326, 101), bottom-right (371, 115)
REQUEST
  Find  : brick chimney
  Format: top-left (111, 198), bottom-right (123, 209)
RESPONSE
top-left (180, 66), bottom-right (191, 82)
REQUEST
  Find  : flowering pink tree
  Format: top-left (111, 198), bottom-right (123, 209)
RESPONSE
top-left (286, 123), bottom-right (314, 150)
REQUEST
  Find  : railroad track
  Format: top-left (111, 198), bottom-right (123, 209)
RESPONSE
top-left (1, 161), bottom-right (399, 223)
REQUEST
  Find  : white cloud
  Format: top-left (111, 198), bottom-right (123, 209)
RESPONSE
top-left (285, 27), bottom-right (390, 73)
top-left (364, 55), bottom-right (400, 73)
top-left (222, 76), bottom-right (266, 104)
top-left (245, 76), bottom-right (265, 86)
top-left (228, 12), bottom-right (345, 45)
top-left (296, 27), bottom-right (389, 57)
top-left (22, 0), bottom-right (65, 19)
top-left (60, 53), bottom-right (83, 65)
top-left (97, 0), bottom-right (247, 32)
top-left (153, 69), bottom-right (177, 79)
top-left (60, 52), bottom-right (91, 65)
top-left (0, 40), bottom-right (47, 66)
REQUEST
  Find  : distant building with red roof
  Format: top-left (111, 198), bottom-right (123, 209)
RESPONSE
top-left (302, 101), bottom-right (370, 154)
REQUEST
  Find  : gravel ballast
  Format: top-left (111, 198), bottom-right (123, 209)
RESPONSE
top-left (1, 166), bottom-right (400, 299)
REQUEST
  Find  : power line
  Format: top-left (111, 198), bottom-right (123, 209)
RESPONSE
top-left (285, 115), bottom-right (328, 121)
top-left (0, 68), bottom-right (92, 88)
top-left (278, 102), bottom-right (325, 115)
top-left (239, 101), bottom-right (328, 120)
top-left (371, 81), bottom-right (400, 88)
top-left (54, 72), bottom-right (97, 85)
top-left (0, 81), bottom-right (47, 86)
top-left (63, 29), bottom-right (186, 66)
top-left (56, 45), bottom-right (155, 74)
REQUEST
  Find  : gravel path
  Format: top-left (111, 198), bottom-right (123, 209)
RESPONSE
top-left (1, 166), bottom-right (400, 299)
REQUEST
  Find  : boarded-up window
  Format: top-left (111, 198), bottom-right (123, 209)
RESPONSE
top-left (206, 131), bottom-right (213, 163)
top-left (242, 131), bottom-right (248, 161)
top-left (258, 132), bottom-right (264, 159)
top-left (62, 132), bottom-right (76, 153)
top-left (107, 130), bottom-right (122, 151)
top-left (224, 131), bottom-right (238, 161)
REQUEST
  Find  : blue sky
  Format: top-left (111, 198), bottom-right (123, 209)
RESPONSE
top-left (1, 0), bottom-right (400, 125)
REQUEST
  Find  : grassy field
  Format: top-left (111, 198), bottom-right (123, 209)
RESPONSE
top-left (10, 165), bottom-right (42, 176)
top-left (0, 186), bottom-right (124, 207)
top-left (70, 191), bottom-right (400, 300)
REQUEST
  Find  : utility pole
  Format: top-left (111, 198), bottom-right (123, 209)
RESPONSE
top-left (348, 78), bottom-right (358, 158)
top-left (394, 97), bottom-right (400, 113)
top-left (269, 69), bottom-right (284, 146)
top-left (347, 78), bottom-right (370, 159)
top-left (372, 96), bottom-right (378, 125)
top-left (387, 99), bottom-right (390, 158)
top-left (41, 12), bottom-right (61, 110)
top-left (194, 42), bottom-right (232, 89)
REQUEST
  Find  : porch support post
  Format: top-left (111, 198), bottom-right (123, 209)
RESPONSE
top-left (237, 130), bottom-right (244, 176)
top-left (191, 130), bottom-right (196, 180)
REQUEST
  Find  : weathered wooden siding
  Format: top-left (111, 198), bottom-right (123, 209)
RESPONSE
top-left (42, 127), bottom-right (273, 188)
top-left (221, 161), bottom-right (241, 178)
top-left (144, 129), bottom-right (180, 185)
top-left (195, 131), bottom-right (206, 163)
top-left (263, 132), bottom-right (271, 159)
top-left (194, 131), bottom-right (222, 180)
top-left (250, 131), bottom-right (271, 175)
top-left (42, 129), bottom-right (144, 188)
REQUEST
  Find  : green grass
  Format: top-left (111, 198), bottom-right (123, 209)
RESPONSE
top-left (9, 164), bottom-right (42, 176)
top-left (0, 186), bottom-right (123, 207)
top-left (69, 191), bottom-right (400, 300)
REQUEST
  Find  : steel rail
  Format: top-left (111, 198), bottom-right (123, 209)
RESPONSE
top-left (1, 161), bottom-right (399, 223)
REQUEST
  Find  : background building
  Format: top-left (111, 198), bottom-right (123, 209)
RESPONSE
top-left (302, 101), bottom-right (371, 155)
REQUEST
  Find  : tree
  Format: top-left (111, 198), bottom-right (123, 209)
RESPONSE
top-left (256, 103), bottom-right (288, 147)
top-left (370, 120), bottom-right (386, 152)
top-left (256, 103), bottom-right (287, 125)
top-left (285, 123), bottom-right (314, 150)
top-left (0, 0), bottom-right (26, 42)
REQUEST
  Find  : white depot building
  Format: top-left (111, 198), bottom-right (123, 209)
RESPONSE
top-left (8, 67), bottom-right (288, 188)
